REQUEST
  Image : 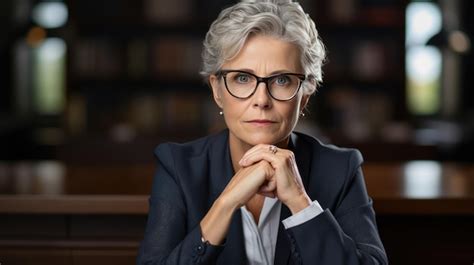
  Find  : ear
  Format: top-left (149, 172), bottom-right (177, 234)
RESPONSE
top-left (209, 75), bottom-right (224, 109)
top-left (300, 93), bottom-right (310, 113)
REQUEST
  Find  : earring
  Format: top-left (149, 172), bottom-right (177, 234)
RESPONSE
top-left (219, 111), bottom-right (223, 115)
top-left (300, 112), bottom-right (305, 117)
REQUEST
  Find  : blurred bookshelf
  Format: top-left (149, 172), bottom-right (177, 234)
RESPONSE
top-left (5, 0), bottom-right (461, 162)
top-left (66, 0), bottom-right (223, 139)
top-left (309, 0), bottom-right (408, 143)
top-left (64, 0), bottom-right (410, 157)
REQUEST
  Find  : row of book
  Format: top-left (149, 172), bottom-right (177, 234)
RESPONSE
top-left (73, 36), bottom-right (397, 84)
top-left (323, 37), bottom-right (400, 83)
top-left (73, 37), bottom-right (203, 80)
top-left (66, 91), bottom-right (225, 138)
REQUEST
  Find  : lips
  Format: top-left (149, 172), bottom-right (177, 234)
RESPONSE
top-left (245, 119), bottom-right (277, 125)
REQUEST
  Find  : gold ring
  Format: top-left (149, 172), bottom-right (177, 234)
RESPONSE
top-left (269, 145), bottom-right (277, 154)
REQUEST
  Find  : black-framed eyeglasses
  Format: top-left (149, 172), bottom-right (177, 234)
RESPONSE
top-left (216, 70), bottom-right (306, 101)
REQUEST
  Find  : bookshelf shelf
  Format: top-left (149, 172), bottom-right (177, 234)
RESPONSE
top-left (76, 79), bottom-right (207, 91)
top-left (75, 23), bottom-right (209, 38)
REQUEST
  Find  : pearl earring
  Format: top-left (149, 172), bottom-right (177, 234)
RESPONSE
top-left (219, 111), bottom-right (223, 115)
top-left (300, 112), bottom-right (305, 117)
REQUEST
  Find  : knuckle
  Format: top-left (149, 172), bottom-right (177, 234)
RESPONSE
top-left (287, 151), bottom-right (295, 160)
top-left (284, 152), bottom-right (295, 163)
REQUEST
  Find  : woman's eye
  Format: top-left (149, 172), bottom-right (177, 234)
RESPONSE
top-left (235, 74), bottom-right (250, 83)
top-left (275, 75), bottom-right (290, 85)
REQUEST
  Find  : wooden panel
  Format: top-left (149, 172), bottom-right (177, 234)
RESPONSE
top-left (0, 240), bottom-right (140, 265)
top-left (0, 215), bottom-right (67, 237)
top-left (372, 198), bottom-right (474, 215)
top-left (364, 161), bottom-right (474, 198)
top-left (363, 161), bottom-right (474, 215)
top-left (69, 215), bottom-right (146, 237)
top-left (0, 249), bottom-right (72, 265)
top-left (72, 249), bottom-right (137, 265)
top-left (0, 195), bottom-right (148, 214)
top-left (65, 163), bottom-right (154, 195)
top-left (0, 239), bottom-right (139, 249)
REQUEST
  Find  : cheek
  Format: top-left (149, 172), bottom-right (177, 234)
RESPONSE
top-left (221, 96), bottom-right (247, 123)
top-left (282, 100), bottom-right (302, 122)
top-left (287, 108), bottom-right (300, 125)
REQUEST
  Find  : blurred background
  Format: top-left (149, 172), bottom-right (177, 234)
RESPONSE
top-left (0, 0), bottom-right (473, 264)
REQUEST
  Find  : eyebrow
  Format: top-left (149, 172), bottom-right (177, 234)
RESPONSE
top-left (232, 68), bottom-right (299, 75)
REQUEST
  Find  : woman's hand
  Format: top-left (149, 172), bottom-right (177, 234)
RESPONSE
top-left (239, 144), bottom-right (312, 214)
top-left (201, 160), bottom-right (274, 245)
top-left (220, 160), bottom-right (275, 209)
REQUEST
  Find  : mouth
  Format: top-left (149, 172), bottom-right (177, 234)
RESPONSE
top-left (245, 119), bottom-right (277, 126)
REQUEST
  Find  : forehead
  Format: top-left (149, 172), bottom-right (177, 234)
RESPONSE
top-left (222, 34), bottom-right (303, 73)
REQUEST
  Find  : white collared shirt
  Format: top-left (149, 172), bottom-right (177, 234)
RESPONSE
top-left (240, 198), bottom-right (323, 265)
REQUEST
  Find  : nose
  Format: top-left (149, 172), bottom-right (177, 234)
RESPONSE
top-left (251, 82), bottom-right (272, 109)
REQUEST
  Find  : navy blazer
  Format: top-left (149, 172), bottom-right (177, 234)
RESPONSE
top-left (137, 129), bottom-right (387, 265)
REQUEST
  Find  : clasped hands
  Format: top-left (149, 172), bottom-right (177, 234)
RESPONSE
top-left (222, 144), bottom-right (311, 214)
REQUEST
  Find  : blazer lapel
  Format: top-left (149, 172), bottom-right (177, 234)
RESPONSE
top-left (274, 204), bottom-right (292, 265)
top-left (209, 129), bottom-right (233, 205)
top-left (290, 132), bottom-right (312, 189)
top-left (218, 210), bottom-right (247, 265)
top-left (208, 130), bottom-right (247, 265)
top-left (274, 132), bottom-right (313, 265)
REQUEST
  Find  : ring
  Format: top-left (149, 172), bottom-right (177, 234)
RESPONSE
top-left (269, 145), bottom-right (277, 154)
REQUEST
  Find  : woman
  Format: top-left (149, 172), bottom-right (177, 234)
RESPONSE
top-left (137, 0), bottom-right (387, 264)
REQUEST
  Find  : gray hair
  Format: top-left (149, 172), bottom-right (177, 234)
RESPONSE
top-left (201, 0), bottom-right (326, 95)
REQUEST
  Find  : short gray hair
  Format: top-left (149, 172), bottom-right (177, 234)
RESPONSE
top-left (201, 0), bottom-right (326, 95)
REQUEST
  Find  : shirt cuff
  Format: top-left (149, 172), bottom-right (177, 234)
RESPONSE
top-left (282, 200), bottom-right (324, 229)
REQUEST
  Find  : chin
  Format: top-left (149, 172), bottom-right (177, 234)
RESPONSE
top-left (242, 132), bottom-right (286, 146)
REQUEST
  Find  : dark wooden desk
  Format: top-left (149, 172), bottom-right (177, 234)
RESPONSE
top-left (363, 161), bottom-right (474, 265)
top-left (0, 161), bottom-right (473, 264)
top-left (364, 161), bottom-right (474, 215)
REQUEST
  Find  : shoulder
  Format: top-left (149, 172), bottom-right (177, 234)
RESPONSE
top-left (292, 132), bottom-right (366, 210)
top-left (153, 129), bottom-right (228, 168)
top-left (293, 131), bottom-right (363, 172)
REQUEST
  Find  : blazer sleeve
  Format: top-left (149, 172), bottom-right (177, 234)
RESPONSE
top-left (136, 144), bottom-right (224, 265)
top-left (284, 150), bottom-right (388, 265)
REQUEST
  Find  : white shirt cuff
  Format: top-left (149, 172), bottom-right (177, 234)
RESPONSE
top-left (282, 200), bottom-right (324, 229)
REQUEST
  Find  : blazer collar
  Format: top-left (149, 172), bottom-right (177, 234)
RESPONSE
top-left (208, 130), bottom-right (312, 265)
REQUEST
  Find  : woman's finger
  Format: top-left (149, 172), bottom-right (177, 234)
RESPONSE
top-left (259, 178), bottom-right (276, 192)
top-left (221, 160), bottom-right (275, 207)
top-left (238, 144), bottom-right (275, 165)
top-left (258, 191), bottom-right (276, 198)
top-left (240, 148), bottom-right (282, 167)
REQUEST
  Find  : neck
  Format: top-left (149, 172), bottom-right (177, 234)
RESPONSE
top-left (228, 132), bottom-right (290, 173)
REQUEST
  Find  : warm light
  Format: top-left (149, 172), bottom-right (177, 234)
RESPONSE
top-left (26, 26), bottom-right (46, 46)
top-left (449, 30), bottom-right (471, 53)
top-left (32, 2), bottom-right (68, 28)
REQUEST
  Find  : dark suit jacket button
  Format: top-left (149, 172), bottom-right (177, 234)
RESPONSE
top-left (196, 244), bottom-right (206, 255)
